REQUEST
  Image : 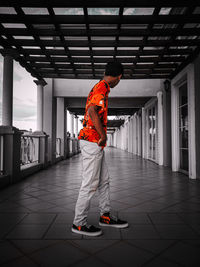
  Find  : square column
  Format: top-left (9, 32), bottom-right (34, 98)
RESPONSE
top-left (70, 113), bottom-right (75, 137)
top-left (74, 115), bottom-right (79, 138)
top-left (56, 98), bottom-right (65, 157)
top-left (157, 91), bottom-right (164, 166)
top-left (2, 54), bottom-right (13, 126)
top-left (34, 80), bottom-right (47, 132)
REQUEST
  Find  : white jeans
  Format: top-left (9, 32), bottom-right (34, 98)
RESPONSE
top-left (73, 140), bottom-right (111, 226)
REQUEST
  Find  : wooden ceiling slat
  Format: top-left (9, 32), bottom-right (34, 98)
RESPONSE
top-left (0, 48), bottom-right (191, 56)
top-left (32, 63), bottom-right (178, 69)
top-left (0, 0), bottom-right (197, 7)
top-left (25, 56), bottom-right (186, 63)
top-left (10, 39), bottom-right (200, 47)
top-left (3, 28), bottom-right (200, 37)
top-left (1, 14), bottom-right (200, 24)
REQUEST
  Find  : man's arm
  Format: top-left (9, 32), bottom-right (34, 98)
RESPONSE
top-left (88, 105), bottom-right (107, 146)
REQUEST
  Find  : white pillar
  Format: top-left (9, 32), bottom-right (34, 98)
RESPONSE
top-left (34, 80), bottom-right (46, 132)
top-left (70, 113), bottom-right (74, 137)
top-left (2, 55), bottom-right (13, 126)
top-left (74, 115), bottom-right (79, 138)
top-left (56, 98), bottom-right (65, 157)
top-left (157, 91), bottom-right (164, 165)
top-left (142, 108), bottom-right (146, 159)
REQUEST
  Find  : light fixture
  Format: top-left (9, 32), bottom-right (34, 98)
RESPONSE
top-left (164, 79), bottom-right (171, 92)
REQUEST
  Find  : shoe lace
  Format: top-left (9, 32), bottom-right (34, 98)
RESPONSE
top-left (85, 223), bottom-right (92, 229)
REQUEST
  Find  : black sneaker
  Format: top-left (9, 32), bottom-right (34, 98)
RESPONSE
top-left (99, 213), bottom-right (129, 228)
top-left (72, 224), bottom-right (102, 236)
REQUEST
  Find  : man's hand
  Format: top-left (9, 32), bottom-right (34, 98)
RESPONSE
top-left (98, 134), bottom-right (107, 147)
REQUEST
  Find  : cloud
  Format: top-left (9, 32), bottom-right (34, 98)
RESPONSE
top-left (13, 96), bottom-right (37, 120)
top-left (14, 71), bottom-right (23, 82)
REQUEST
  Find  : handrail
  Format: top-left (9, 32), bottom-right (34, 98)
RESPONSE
top-left (56, 137), bottom-right (62, 157)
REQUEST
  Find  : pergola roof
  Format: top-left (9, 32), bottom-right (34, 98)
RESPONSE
top-left (0, 1), bottom-right (200, 82)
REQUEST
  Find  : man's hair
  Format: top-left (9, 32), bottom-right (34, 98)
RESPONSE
top-left (105, 61), bottom-right (123, 77)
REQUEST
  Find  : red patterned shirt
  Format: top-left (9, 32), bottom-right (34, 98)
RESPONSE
top-left (78, 80), bottom-right (110, 146)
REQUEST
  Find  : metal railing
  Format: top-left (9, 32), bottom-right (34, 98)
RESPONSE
top-left (20, 135), bottom-right (39, 166)
top-left (56, 138), bottom-right (61, 158)
top-left (0, 135), bottom-right (4, 175)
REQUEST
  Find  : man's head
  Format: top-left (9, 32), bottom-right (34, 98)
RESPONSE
top-left (104, 62), bottom-right (123, 88)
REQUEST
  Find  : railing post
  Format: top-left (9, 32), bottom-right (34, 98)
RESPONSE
top-left (0, 126), bottom-right (22, 184)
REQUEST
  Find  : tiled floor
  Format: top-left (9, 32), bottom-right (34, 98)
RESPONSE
top-left (0, 147), bottom-right (200, 266)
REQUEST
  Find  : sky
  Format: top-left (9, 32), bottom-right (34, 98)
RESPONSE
top-left (0, 54), bottom-right (37, 131)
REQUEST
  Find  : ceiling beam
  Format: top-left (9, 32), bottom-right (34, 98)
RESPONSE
top-left (0, 0), bottom-right (197, 7)
top-left (1, 14), bottom-right (200, 24)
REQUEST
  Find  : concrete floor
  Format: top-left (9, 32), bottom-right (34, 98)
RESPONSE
top-left (0, 147), bottom-right (200, 267)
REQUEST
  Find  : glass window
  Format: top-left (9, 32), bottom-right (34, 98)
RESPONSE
top-left (53, 8), bottom-right (84, 15)
top-left (159, 8), bottom-right (172, 15)
top-left (87, 8), bottom-right (119, 15)
top-left (123, 8), bottom-right (154, 15)
top-left (0, 7), bottom-right (17, 14)
top-left (22, 8), bottom-right (49, 15)
top-left (2, 23), bottom-right (26, 28)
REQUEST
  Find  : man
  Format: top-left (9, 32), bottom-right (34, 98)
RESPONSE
top-left (72, 62), bottom-right (128, 236)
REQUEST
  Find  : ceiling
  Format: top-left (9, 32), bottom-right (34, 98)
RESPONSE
top-left (65, 96), bottom-right (151, 116)
top-left (0, 1), bottom-right (200, 83)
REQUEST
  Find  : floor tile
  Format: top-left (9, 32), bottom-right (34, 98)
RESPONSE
top-left (0, 241), bottom-right (23, 265)
top-left (95, 241), bottom-right (154, 267)
top-left (159, 241), bottom-right (200, 266)
top-left (70, 239), bottom-right (118, 254)
top-left (11, 239), bottom-right (61, 254)
top-left (5, 224), bottom-right (49, 239)
top-left (142, 256), bottom-right (181, 267)
top-left (121, 225), bottom-right (161, 240)
top-left (148, 213), bottom-right (185, 224)
top-left (71, 256), bottom-right (110, 267)
top-left (44, 224), bottom-right (82, 240)
top-left (155, 225), bottom-right (198, 239)
top-left (19, 213), bottom-right (56, 224)
top-left (29, 240), bottom-right (88, 267)
top-left (125, 240), bottom-right (176, 255)
top-left (1, 256), bottom-right (39, 267)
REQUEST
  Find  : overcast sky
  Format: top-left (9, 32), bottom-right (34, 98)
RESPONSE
top-left (0, 54), bottom-right (37, 131)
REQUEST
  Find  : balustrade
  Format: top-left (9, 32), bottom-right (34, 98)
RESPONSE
top-left (56, 138), bottom-right (61, 158)
top-left (20, 135), bottom-right (39, 166)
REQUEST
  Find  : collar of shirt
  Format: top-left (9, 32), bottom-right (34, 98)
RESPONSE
top-left (102, 80), bottom-right (110, 94)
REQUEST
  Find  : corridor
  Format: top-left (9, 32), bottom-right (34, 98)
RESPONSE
top-left (0, 147), bottom-right (200, 267)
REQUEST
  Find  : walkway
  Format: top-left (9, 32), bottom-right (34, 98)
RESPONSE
top-left (0, 147), bottom-right (200, 267)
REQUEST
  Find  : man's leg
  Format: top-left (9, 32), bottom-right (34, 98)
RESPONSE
top-left (98, 150), bottom-right (111, 216)
top-left (73, 140), bottom-right (103, 226)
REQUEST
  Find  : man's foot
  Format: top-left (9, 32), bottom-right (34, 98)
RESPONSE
top-left (99, 213), bottom-right (129, 228)
top-left (72, 224), bottom-right (102, 236)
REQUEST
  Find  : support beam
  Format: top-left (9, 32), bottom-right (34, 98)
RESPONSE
top-left (74, 115), bottom-right (79, 138)
top-left (2, 54), bottom-right (13, 126)
top-left (70, 113), bottom-right (74, 137)
top-left (34, 80), bottom-right (47, 132)
top-left (157, 91), bottom-right (164, 166)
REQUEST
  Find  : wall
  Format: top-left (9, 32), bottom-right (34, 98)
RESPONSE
top-left (194, 55), bottom-right (200, 178)
top-left (54, 78), bottom-right (164, 97)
